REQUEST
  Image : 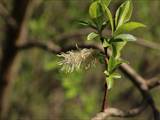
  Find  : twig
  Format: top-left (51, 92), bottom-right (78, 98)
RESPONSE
top-left (92, 101), bottom-right (148, 120)
top-left (136, 38), bottom-right (160, 51)
top-left (147, 76), bottom-right (160, 89)
top-left (17, 40), bottom-right (103, 54)
top-left (101, 83), bottom-right (108, 112)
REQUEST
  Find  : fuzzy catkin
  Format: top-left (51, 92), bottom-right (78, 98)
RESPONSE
top-left (58, 49), bottom-right (97, 73)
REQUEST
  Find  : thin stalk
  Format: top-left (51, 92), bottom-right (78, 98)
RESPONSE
top-left (99, 30), bottom-right (109, 112)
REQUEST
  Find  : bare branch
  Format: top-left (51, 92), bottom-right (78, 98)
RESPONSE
top-left (17, 40), bottom-right (103, 54)
top-left (147, 76), bottom-right (160, 89)
top-left (17, 41), bottom-right (62, 54)
top-left (136, 38), bottom-right (160, 51)
top-left (92, 102), bottom-right (148, 120)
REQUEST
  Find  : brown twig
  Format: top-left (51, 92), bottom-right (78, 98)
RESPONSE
top-left (92, 101), bottom-right (148, 120)
top-left (17, 40), bottom-right (103, 54)
top-left (147, 76), bottom-right (160, 89)
top-left (101, 83), bottom-right (108, 112)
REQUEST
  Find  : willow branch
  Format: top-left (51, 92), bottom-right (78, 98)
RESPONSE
top-left (17, 40), bottom-right (160, 119)
top-left (17, 40), bottom-right (103, 54)
top-left (147, 76), bottom-right (160, 89)
top-left (92, 102), bottom-right (148, 120)
top-left (136, 38), bottom-right (160, 51)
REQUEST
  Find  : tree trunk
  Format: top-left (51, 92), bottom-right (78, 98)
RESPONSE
top-left (0, 0), bottom-right (32, 119)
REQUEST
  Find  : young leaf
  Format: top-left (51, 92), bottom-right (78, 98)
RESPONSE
top-left (113, 60), bottom-right (123, 71)
top-left (78, 20), bottom-right (97, 29)
top-left (89, 1), bottom-right (102, 18)
top-left (100, 0), bottom-right (111, 7)
top-left (106, 76), bottom-right (114, 90)
top-left (104, 70), bottom-right (109, 76)
top-left (87, 32), bottom-right (99, 41)
top-left (114, 34), bottom-right (136, 41)
top-left (108, 56), bottom-right (114, 73)
top-left (106, 72), bottom-right (121, 90)
top-left (114, 22), bottom-right (146, 35)
top-left (125, 0), bottom-right (133, 23)
top-left (78, 20), bottom-right (89, 26)
top-left (103, 6), bottom-right (114, 33)
top-left (112, 41), bottom-right (127, 59)
top-left (108, 56), bottom-right (123, 73)
top-left (115, 7), bottom-right (120, 27)
top-left (115, 0), bottom-right (132, 29)
top-left (111, 72), bottom-right (121, 79)
top-left (93, 15), bottom-right (105, 31)
top-left (103, 39), bottom-right (110, 47)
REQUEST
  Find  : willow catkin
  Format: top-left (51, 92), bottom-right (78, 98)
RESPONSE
top-left (57, 49), bottom-right (97, 73)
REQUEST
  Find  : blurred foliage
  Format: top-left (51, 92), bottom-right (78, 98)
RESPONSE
top-left (0, 0), bottom-right (160, 120)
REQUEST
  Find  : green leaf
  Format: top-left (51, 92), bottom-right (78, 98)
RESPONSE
top-left (114, 22), bottom-right (146, 35)
top-left (115, 34), bottom-right (136, 41)
top-left (106, 72), bottom-right (121, 90)
top-left (89, 1), bottom-right (102, 18)
top-left (115, 0), bottom-right (132, 29)
top-left (100, 0), bottom-right (111, 7)
top-left (78, 20), bottom-right (89, 26)
top-left (111, 72), bottom-right (121, 79)
top-left (125, 0), bottom-right (133, 23)
top-left (103, 39), bottom-right (110, 47)
top-left (112, 41), bottom-right (127, 59)
top-left (93, 15), bottom-right (105, 30)
top-left (108, 56), bottom-right (115, 73)
top-left (104, 70), bottom-right (109, 76)
top-left (87, 32), bottom-right (99, 41)
top-left (115, 7), bottom-right (120, 27)
top-left (103, 6), bottom-right (114, 33)
top-left (108, 56), bottom-right (123, 73)
top-left (78, 20), bottom-right (97, 29)
top-left (106, 76), bottom-right (114, 90)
